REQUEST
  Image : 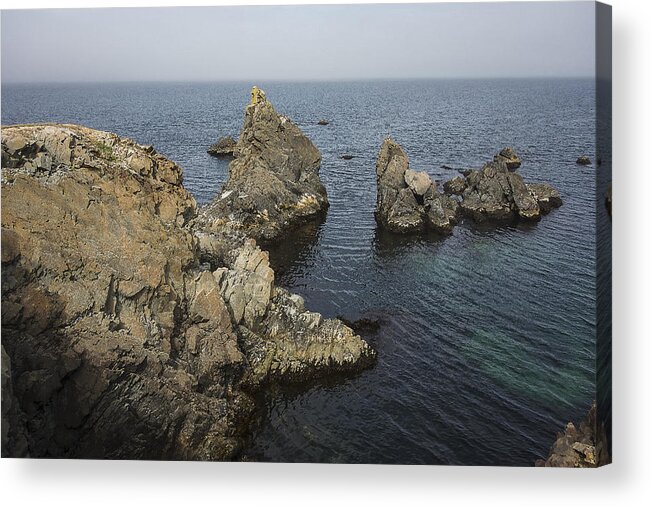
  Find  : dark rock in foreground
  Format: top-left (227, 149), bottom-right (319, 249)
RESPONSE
top-left (197, 87), bottom-right (328, 243)
top-left (375, 138), bottom-right (458, 234)
top-left (207, 136), bottom-right (237, 157)
top-left (494, 147), bottom-right (522, 170)
top-left (1, 124), bottom-right (375, 460)
top-left (576, 155), bottom-right (592, 165)
top-left (536, 402), bottom-right (610, 467)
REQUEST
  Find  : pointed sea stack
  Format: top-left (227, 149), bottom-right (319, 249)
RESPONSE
top-left (197, 86), bottom-right (328, 243)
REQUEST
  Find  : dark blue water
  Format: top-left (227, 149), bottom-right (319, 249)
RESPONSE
top-left (1, 79), bottom-right (597, 465)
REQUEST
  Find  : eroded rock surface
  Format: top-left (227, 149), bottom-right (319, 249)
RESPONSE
top-left (444, 154), bottom-right (562, 223)
top-left (197, 88), bottom-right (328, 243)
top-left (457, 160), bottom-right (544, 221)
top-left (1, 124), bottom-right (375, 460)
top-left (536, 402), bottom-right (610, 467)
top-left (375, 138), bottom-right (458, 234)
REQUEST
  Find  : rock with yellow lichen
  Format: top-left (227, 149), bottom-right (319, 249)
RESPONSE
top-left (196, 87), bottom-right (328, 243)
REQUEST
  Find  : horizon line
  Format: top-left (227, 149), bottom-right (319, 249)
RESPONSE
top-left (2, 75), bottom-right (597, 86)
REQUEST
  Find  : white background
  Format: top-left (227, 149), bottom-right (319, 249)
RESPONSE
top-left (1, 0), bottom-right (649, 505)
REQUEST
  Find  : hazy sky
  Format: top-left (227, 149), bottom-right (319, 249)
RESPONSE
top-left (1, 2), bottom-right (596, 83)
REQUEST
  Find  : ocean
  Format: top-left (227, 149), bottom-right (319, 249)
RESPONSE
top-left (1, 78), bottom-right (599, 465)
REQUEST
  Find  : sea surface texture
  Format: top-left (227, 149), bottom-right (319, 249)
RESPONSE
top-left (2, 79), bottom-right (597, 465)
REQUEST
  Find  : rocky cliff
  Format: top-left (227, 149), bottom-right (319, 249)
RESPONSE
top-left (1, 124), bottom-right (375, 459)
top-left (197, 87), bottom-right (329, 243)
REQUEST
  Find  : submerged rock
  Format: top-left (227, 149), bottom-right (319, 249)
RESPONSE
top-left (576, 155), bottom-right (592, 165)
top-left (197, 87), bottom-right (328, 243)
top-left (536, 402), bottom-right (610, 467)
top-left (375, 138), bottom-right (458, 234)
top-left (494, 147), bottom-right (522, 170)
top-left (207, 136), bottom-right (237, 157)
top-left (1, 124), bottom-right (374, 460)
top-left (341, 154), bottom-right (354, 160)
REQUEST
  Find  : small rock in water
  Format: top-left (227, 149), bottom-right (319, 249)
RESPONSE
top-left (317, 119), bottom-right (330, 125)
top-left (341, 154), bottom-right (354, 160)
top-left (207, 136), bottom-right (237, 157)
top-left (576, 155), bottom-right (592, 165)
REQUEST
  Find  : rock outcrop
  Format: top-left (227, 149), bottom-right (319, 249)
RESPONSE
top-left (494, 147), bottom-right (521, 170)
top-left (444, 154), bottom-right (562, 223)
top-left (207, 136), bottom-right (237, 157)
top-left (375, 140), bottom-right (561, 233)
top-left (456, 160), bottom-right (543, 221)
top-left (536, 402), bottom-right (610, 467)
top-left (1, 124), bottom-right (375, 460)
top-left (196, 87), bottom-right (328, 243)
top-left (375, 138), bottom-right (458, 234)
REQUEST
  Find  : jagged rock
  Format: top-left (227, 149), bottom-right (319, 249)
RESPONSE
top-left (317, 119), bottom-right (330, 126)
top-left (494, 147), bottom-right (521, 170)
top-left (456, 158), bottom-right (561, 222)
top-left (207, 136), bottom-right (237, 157)
top-left (536, 402), bottom-right (610, 467)
top-left (196, 87), bottom-right (328, 243)
top-left (443, 175), bottom-right (467, 195)
top-left (1, 124), bottom-right (374, 460)
top-left (528, 183), bottom-right (563, 213)
top-left (375, 138), bottom-right (458, 234)
top-left (576, 155), bottom-right (592, 165)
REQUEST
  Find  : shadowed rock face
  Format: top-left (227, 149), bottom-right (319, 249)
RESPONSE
top-left (1, 124), bottom-right (374, 460)
top-left (536, 402), bottom-right (610, 467)
top-left (375, 138), bottom-right (458, 234)
top-left (197, 88), bottom-right (329, 243)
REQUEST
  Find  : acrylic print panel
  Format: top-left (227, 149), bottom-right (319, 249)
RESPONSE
top-left (0, 1), bottom-right (611, 466)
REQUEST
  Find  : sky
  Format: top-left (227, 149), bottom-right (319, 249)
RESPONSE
top-left (0, 2), bottom-right (596, 83)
